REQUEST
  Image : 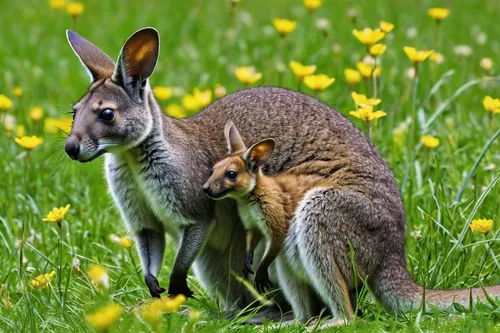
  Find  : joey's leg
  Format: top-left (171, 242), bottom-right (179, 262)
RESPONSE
top-left (254, 234), bottom-right (284, 293)
top-left (168, 221), bottom-right (211, 297)
top-left (244, 230), bottom-right (262, 278)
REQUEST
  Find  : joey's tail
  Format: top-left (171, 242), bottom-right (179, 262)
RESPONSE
top-left (370, 259), bottom-right (500, 313)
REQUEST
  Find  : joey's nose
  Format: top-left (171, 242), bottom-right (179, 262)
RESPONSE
top-left (65, 136), bottom-right (80, 160)
top-left (202, 184), bottom-right (210, 193)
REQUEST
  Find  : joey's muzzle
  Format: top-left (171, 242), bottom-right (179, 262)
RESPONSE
top-left (65, 135), bottom-right (80, 160)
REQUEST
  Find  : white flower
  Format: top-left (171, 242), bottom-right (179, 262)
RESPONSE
top-left (476, 32), bottom-right (487, 45)
top-left (315, 18), bottom-right (330, 31)
top-left (405, 67), bottom-right (416, 80)
top-left (406, 27), bottom-right (417, 39)
top-left (410, 230), bottom-right (422, 240)
top-left (331, 43), bottom-right (342, 55)
top-left (453, 45), bottom-right (472, 57)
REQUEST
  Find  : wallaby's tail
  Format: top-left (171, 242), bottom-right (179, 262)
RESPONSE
top-left (370, 259), bottom-right (500, 313)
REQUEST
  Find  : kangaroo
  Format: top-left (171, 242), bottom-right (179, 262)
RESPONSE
top-left (64, 27), bottom-right (499, 322)
top-left (204, 122), bottom-right (346, 321)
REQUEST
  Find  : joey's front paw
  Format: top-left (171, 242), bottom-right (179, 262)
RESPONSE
top-left (254, 268), bottom-right (273, 294)
top-left (145, 274), bottom-right (166, 298)
top-left (243, 251), bottom-right (254, 278)
top-left (168, 277), bottom-right (194, 298)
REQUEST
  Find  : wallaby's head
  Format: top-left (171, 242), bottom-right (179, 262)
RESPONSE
top-left (64, 28), bottom-right (160, 162)
top-left (203, 121), bottom-right (275, 200)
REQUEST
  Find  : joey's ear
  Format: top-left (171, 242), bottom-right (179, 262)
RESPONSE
top-left (112, 27), bottom-right (159, 102)
top-left (66, 30), bottom-right (115, 82)
top-left (224, 121), bottom-right (246, 154)
top-left (243, 139), bottom-right (275, 171)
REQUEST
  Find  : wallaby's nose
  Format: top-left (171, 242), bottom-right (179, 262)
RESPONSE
top-left (65, 136), bottom-right (80, 160)
top-left (202, 184), bottom-right (210, 193)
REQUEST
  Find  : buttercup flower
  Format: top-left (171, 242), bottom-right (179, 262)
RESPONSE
top-left (119, 236), bottom-right (132, 248)
top-left (352, 28), bottom-right (385, 46)
top-left (86, 303), bottom-right (123, 332)
top-left (303, 74), bottom-right (335, 91)
top-left (289, 61), bottom-right (316, 80)
top-left (470, 219), bottom-right (493, 234)
top-left (303, 0), bottom-right (322, 11)
top-left (32, 271), bottom-right (56, 289)
top-left (430, 52), bottom-right (444, 64)
top-left (349, 106), bottom-right (386, 123)
top-left (380, 20), bottom-right (394, 33)
top-left (421, 136), bottom-right (439, 149)
top-left (153, 86), bottom-right (173, 101)
top-left (404, 47), bottom-right (433, 64)
top-left (12, 87), bottom-right (23, 97)
top-left (49, 0), bottom-right (65, 10)
top-left (30, 106), bottom-right (44, 121)
top-left (351, 92), bottom-right (381, 108)
top-left (369, 44), bottom-right (387, 57)
top-left (182, 88), bottom-right (212, 111)
top-left (483, 96), bottom-right (500, 114)
top-left (140, 301), bottom-right (163, 330)
top-left (15, 136), bottom-right (43, 150)
top-left (0, 94), bottom-right (13, 111)
top-left (214, 83), bottom-right (227, 99)
top-left (480, 58), bottom-right (493, 72)
top-left (88, 264), bottom-right (109, 288)
top-left (344, 68), bottom-right (361, 86)
top-left (66, 2), bottom-right (84, 16)
top-left (356, 62), bottom-right (382, 78)
top-left (273, 19), bottom-right (297, 36)
top-left (165, 104), bottom-right (186, 118)
top-left (42, 204), bottom-right (70, 224)
top-left (157, 294), bottom-right (187, 312)
top-left (428, 8), bottom-right (450, 22)
top-left (188, 310), bottom-right (201, 324)
top-left (234, 66), bottom-right (262, 85)
top-left (45, 117), bottom-right (73, 134)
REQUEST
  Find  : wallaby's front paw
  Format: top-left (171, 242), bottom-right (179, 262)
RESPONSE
top-left (243, 251), bottom-right (254, 278)
top-left (168, 278), bottom-right (194, 298)
top-left (145, 274), bottom-right (166, 298)
top-left (254, 269), bottom-right (273, 294)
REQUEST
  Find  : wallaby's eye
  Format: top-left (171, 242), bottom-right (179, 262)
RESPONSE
top-left (225, 171), bottom-right (238, 180)
top-left (99, 108), bottom-right (115, 122)
top-left (209, 167), bottom-right (214, 175)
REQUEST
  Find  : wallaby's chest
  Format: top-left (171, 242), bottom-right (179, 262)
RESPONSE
top-left (237, 201), bottom-right (269, 237)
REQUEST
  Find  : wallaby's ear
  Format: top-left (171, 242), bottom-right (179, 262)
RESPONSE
top-left (224, 121), bottom-right (246, 154)
top-left (243, 139), bottom-right (275, 171)
top-left (66, 30), bottom-right (115, 82)
top-left (112, 27), bottom-right (160, 103)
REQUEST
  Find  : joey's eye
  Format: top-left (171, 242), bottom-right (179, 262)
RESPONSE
top-left (225, 171), bottom-right (238, 180)
top-left (209, 167), bottom-right (214, 175)
top-left (99, 108), bottom-right (115, 122)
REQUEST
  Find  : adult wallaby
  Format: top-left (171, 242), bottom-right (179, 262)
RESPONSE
top-left (65, 27), bottom-right (499, 321)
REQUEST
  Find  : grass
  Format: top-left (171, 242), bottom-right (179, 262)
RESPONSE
top-left (1, 0), bottom-right (499, 331)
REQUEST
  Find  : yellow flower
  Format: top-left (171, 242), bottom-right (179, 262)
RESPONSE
top-left (344, 68), bottom-right (362, 86)
top-left (369, 43), bottom-right (387, 57)
top-left (356, 62), bottom-right (382, 78)
top-left (88, 264), bottom-right (109, 289)
top-left (234, 66), bottom-right (262, 85)
top-left (182, 88), bottom-right (212, 112)
top-left (119, 236), bottom-right (132, 248)
top-left (15, 135), bottom-right (43, 150)
top-left (470, 219), bottom-right (493, 234)
top-left (153, 86), bottom-right (173, 101)
top-left (12, 87), bottom-right (23, 97)
top-left (380, 20), bottom-right (394, 33)
top-left (66, 2), bottom-right (84, 16)
top-left (214, 83), bottom-right (227, 99)
top-left (273, 19), bottom-right (297, 36)
top-left (165, 104), bottom-right (186, 118)
top-left (483, 96), bottom-right (500, 114)
top-left (16, 125), bottom-right (25, 137)
top-left (428, 8), bottom-right (450, 22)
top-left (188, 310), bottom-right (201, 324)
top-left (480, 58), bottom-right (493, 72)
top-left (351, 92), bottom-right (381, 108)
top-left (349, 106), bottom-right (386, 123)
top-left (0, 94), bottom-right (13, 111)
top-left (45, 117), bottom-right (73, 134)
top-left (29, 106), bottom-right (44, 121)
top-left (303, 74), bottom-right (335, 91)
top-left (303, 0), bottom-right (322, 11)
top-left (140, 301), bottom-right (163, 330)
top-left (157, 294), bottom-right (187, 312)
top-left (42, 204), bottom-right (70, 223)
top-left (404, 47), bottom-right (433, 64)
top-left (86, 303), bottom-right (123, 332)
top-left (421, 135), bottom-right (439, 149)
top-left (49, 0), bottom-right (65, 10)
top-left (352, 28), bottom-right (385, 46)
top-left (289, 61), bottom-right (317, 80)
top-left (430, 52), bottom-right (444, 64)
top-left (32, 271), bottom-right (56, 289)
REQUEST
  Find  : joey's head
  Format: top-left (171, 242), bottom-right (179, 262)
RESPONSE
top-left (203, 121), bottom-right (275, 200)
top-left (64, 28), bottom-right (160, 162)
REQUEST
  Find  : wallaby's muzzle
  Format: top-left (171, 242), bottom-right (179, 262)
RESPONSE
top-left (65, 135), bottom-right (80, 160)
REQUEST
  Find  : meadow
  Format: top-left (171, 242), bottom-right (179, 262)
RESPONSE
top-left (1, 0), bottom-right (500, 331)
